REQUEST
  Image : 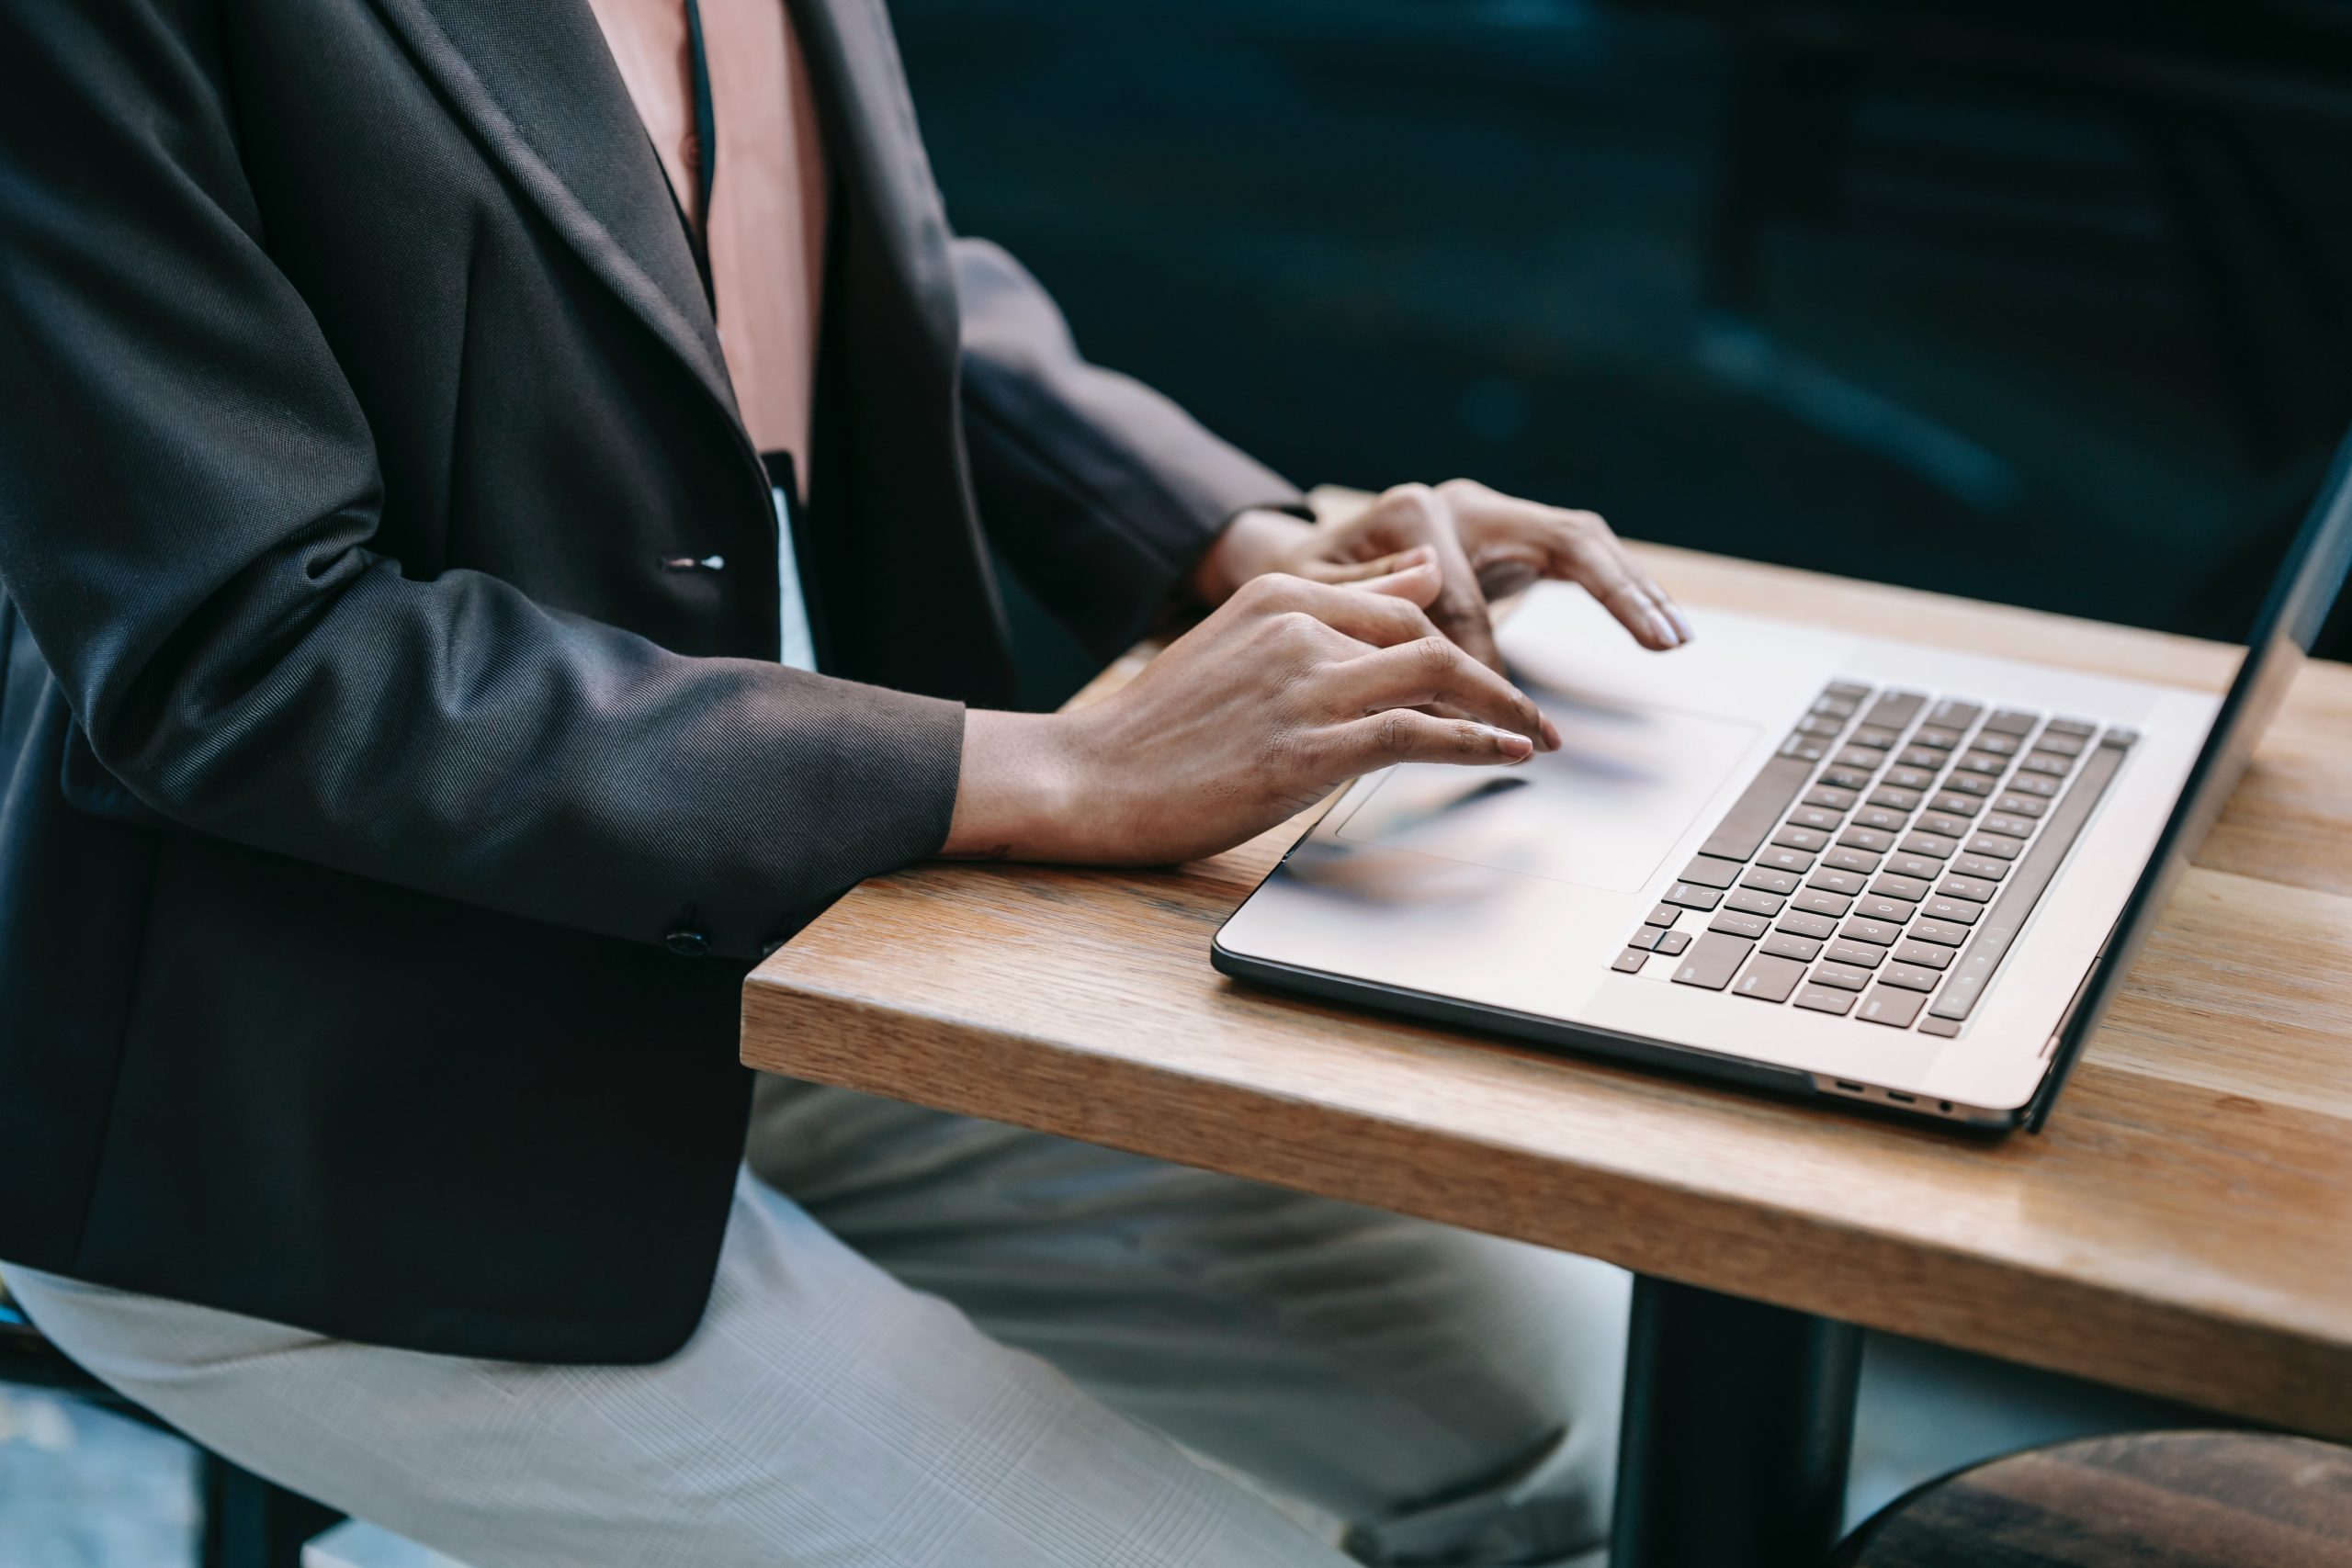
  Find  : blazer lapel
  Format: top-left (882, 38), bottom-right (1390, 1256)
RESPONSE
top-left (783, 0), bottom-right (962, 367)
top-left (361, 0), bottom-right (742, 425)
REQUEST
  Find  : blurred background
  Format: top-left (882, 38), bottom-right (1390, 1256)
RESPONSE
top-left (892, 0), bottom-right (2352, 696)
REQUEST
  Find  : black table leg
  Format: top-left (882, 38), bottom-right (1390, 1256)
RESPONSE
top-left (1609, 1275), bottom-right (1863, 1568)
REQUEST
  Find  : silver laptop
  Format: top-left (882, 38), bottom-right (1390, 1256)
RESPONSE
top-left (1215, 434), bottom-right (2352, 1132)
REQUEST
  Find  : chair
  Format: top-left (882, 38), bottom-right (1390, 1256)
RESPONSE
top-left (1832, 1428), bottom-right (2352, 1566)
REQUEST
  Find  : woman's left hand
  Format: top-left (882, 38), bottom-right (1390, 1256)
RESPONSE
top-left (1193, 479), bottom-right (1693, 672)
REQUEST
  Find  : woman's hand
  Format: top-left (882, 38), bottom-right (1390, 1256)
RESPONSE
top-left (1191, 479), bottom-right (1692, 671)
top-left (944, 555), bottom-right (1561, 864)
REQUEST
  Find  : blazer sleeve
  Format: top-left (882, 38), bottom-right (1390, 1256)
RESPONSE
top-left (952, 239), bottom-right (1310, 659)
top-left (0, 0), bottom-right (964, 962)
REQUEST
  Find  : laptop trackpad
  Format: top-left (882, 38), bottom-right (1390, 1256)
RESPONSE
top-left (1332, 696), bottom-right (1761, 893)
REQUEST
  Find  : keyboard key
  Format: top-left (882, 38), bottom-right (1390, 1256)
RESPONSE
top-left (1970, 733), bottom-right (2020, 757)
top-left (1796, 714), bottom-right (1845, 739)
top-left (1918, 1017), bottom-right (1962, 1038)
top-left (1824, 939), bottom-right (1885, 969)
top-left (2035, 732), bottom-right (2086, 758)
top-left (2018, 752), bottom-right (2071, 777)
top-left (1788, 805), bottom-right (1843, 832)
top-left (1820, 765), bottom-right (1874, 791)
top-left (1921, 897), bottom-right (1983, 925)
top-left (1732, 953), bottom-right (1808, 1003)
top-left (1854, 807), bottom-right (1907, 833)
top-left (1867, 787), bottom-right (1921, 812)
top-left (1879, 962), bottom-right (1942, 993)
top-left (1814, 695), bottom-right (1860, 719)
top-left (1807, 868), bottom-right (1867, 897)
top-left (1856, 894), bottom-right (1915, 923)
top-left (1860, 692), bottom-right (1926, 730)
top-left (1951, 854), bottom-right (2010, 882)
top-left (1884, 766), bottom-right (1936, 791)
top-left (1926, 698), bottom-right (1982, 730)
top-left (1955, 758), bottom-right (2004, 784)
top-left (1654, 930), bottom-right (1691, 956)
top-left (1967, 833), bottom-right (2025, 861)
top-left (1761, 931), bottom-right (1825, 963)
top-left (1871, 874), bottom-right (1933, 903)
top-left (1663, 882), bottom-right (1723, 910)
top-left (1941, 772), bottom-right (1994, 797)
top-left (1792, 888), bottom-right (1852, 919)
top-left (1981, 709), bottom-right (2040, 736)
top-left (2044, 716), bottom-right (2097, 737)
top-left (1939, 874), bottom-right (1998, 904)
top-left (1918, 812), bottom-right (1973, 838)
top-left (1833, 747), bottom-right (1885, 771)
top-left (1804, 785), bottom-right (1859, 811)
top-left (1645, 903), bottom-right (1679, 927)
top-left (1725, 887), bottom-right (1784, 919)
top-left (1772, 824), bottom-right (1830, 852)
top-left (1810, 962), bottom-right (1871, 992)
top-left (1627, 926), bottom-right (1662, 951)
top-left (1850, 726), bottom-right (1902, 751)
top-left (1825, 680), bottom-right (1872, 699)
top-left (1840, 917), bottom-right (1903, 947)
top-left (1612, 948), bottom-right (1648, 973)
top-left (1711, 910), bottom-right (1771, 940)
top-left (1758, 846), bottom-right (1817, 875)
top-left (1838, 826), bottom-right (1895, 853)
top-left (1992, 794), bottom-right (2047, 818)
top-left (1823, 846), bottom-right (1882, 875)
top-left (1777, 910), bottom-right (1838, 941)
top-left (1927, 793), bottom-right (1981, 818)
top-left (1669, 931), bottom-right (1754, 990)
top-left (1782, 738), bottom-right (1829, 762)
top-left (1931, 742), bottom-right (2125, 1024)
top-left (1909, 726), bottom-right (1963, 751)
top-left (1679, 855), bottom-right (1746, 890)
top-left (2004, 772), bottom-right (2058, 798)
top-left (1741, 866), bottom-right (1800, 896)
top-left (1856, 986), bottom-right (1927, 1028)
top-left (1888, 852), bottom-right (1943, 881)
top-left (1701, 754), bottom-right (1819, 861)
top-left (1893, 940), bottom-right (1953, 970)
top-left (1912, 919), bottom-right (1973, 946)
top-left (1984, 813), bottom-right (2039, 840)
top-left (1794, 985), bottom-right (1855, 1016)
top-left (1901, 831), bottom-right (1958, 859)
top-left (1896, 746), bottom-right (1943, 770)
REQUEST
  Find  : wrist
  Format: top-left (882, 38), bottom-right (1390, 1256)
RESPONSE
top-left (943, 709), bottom-right (1092, 861)
top-left (1188, 507), bottom-right (1317, 605)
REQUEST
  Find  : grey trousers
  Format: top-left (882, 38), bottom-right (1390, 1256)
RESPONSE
top-left (9, 1079), bottom-right (1628, 1567)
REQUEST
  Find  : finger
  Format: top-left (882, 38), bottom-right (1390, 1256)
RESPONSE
top-left (1443, 485), bottom-right (1693, 650)
top-left (1315, 637), bottom-right (1552, 749)
top-left (1328, 709), bottom-right (1535, 772)
top-left (1303, 543), bottom-right (1439, 585)
top-left (1354, 485), bottom-right (1505, 672)
top-left (1244, 569), bottom-right (1444, 648)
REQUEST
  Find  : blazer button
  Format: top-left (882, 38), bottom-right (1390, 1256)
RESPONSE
top-left (665, 930), bottom-right (711, 958)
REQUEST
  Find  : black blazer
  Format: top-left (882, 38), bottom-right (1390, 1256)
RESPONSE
top-left (0, 0), bottom-right (1299, 1360)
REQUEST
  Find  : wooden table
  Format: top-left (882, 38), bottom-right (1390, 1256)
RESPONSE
top-left (743, 525), bottom-right (2352, 1567)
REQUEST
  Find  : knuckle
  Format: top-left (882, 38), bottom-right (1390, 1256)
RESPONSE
top-left (1412, 635), bottom-right (1459, 682)
top-left (1453, 720), bottom-right (1489, 754)
top-left (1379, 482), bottom-right (1442, 528)
top-left (1374, 711), bottom-right (1416, 756)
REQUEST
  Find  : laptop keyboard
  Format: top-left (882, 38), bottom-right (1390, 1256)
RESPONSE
top-left (1612, 682), bottom-right (2135, 1034)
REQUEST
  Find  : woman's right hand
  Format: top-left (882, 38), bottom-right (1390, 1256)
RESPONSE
top-left (943, 551), bottom-right (1560, 865)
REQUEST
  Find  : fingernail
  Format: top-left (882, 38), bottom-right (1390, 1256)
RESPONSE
top-left (1645, 609), bottom-right (1679, 648)
top-left (1489, 728), bottom-right (1534, 761)
top-left (1663, 603), bottom-right (1694, 642)
top-left (1540, 715), bottom-right (1563, 750)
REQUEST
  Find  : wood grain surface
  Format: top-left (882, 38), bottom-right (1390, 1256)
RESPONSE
top-left (744, 504), bottom-right (2352, 1439)
top-left (1834, 1431), bottom-right (2352, 1566)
